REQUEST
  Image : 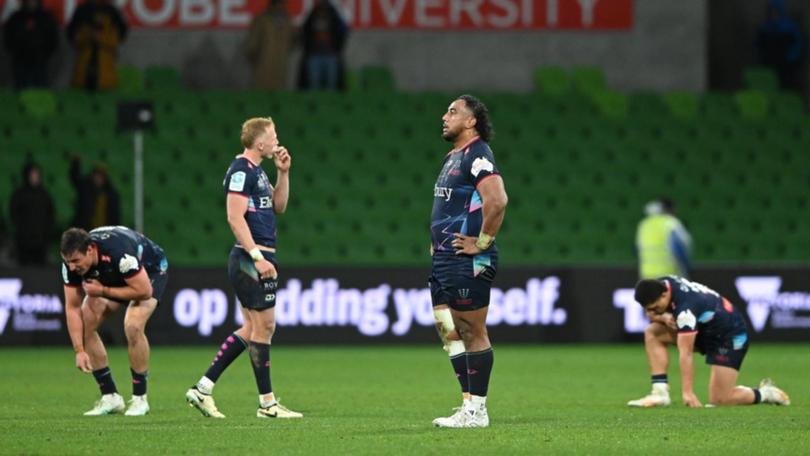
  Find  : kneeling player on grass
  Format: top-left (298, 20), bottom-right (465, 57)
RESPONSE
top-left (61, 226), bottom-right (169, 416)
top-left (629, 276), bottom-right (790, 408)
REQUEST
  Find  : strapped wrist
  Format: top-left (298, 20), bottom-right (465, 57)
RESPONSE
top-left (475, 232), bottom-right (495, 250)
top-left (249, 248), bottom-right (264, 262)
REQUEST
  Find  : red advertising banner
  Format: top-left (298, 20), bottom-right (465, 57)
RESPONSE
top-left (1, 0), bottom-right (633, 29)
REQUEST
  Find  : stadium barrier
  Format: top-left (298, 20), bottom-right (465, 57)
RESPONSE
top-left (1, 266), bottom-right (809, 345)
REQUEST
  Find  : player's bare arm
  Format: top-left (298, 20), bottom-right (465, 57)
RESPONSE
top-left (227, 193), bottom-right (277, 279)
top-left (646, 309), bottom-right (676, 329)
top-left (272, 146), bottom-right (291, 214)
top-left (677, 331), bottom-right (702, 407)
top-left (83, 269), bottom-right (153, 302)
top-left (452, 175), bottom-right (508, 255)
top-left (63, 285), bottom-right (92, 373)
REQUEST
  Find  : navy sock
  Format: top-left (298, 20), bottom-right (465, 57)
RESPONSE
top-left (248, 341), bottom-right (272, 396)
top-left (651, 374), bottom-right (668, 384)
top-left (131, 369), bottom-right (148, 396)
top-left (92, 367), bottom-right (117, 395)
top-left (450, 353), bottom-right (469, 394)
top-left (752, 388), bottom-right (762, 404)
top-left (204, 333), bottom-right (247, 383)
top-left (467, 348), bottom-right (494, 397)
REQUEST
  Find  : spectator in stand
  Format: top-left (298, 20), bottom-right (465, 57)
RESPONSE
top-left (298, 0), bottom-right (348, 91)
top-left (2, 0), bottom-right (59, 89)
top-left (245, 0), bottom-right (297, 90)
top-left (66, 0), bottom-right (128, 91)
top-left (756, 0), bottom-right (805, 91)
top-left (10, 162), bottom-right (55, 265)
top-left (70, 157), bottom-right (120, 230)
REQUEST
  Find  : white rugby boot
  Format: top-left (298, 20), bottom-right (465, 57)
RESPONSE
top-left (432, 405), bottom-right (468, 428)
top-left (462, 401), bottom-right (490, 428)
top-left (186, 387), bottom-right (225, 418)
top-left (627, 383), bottom-right (672, 407)
top-left (83, 393), bottom-right (126, 416)
top-left (257, 400), bottom-right (303, 418)
top-left (124, 395), bottom-right (150, 416)
top-left (759, 379), bottom-right (791, 406)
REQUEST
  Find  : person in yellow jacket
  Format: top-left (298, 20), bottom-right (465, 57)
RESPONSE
top-left (636, 198), bottom-right (692, 279)
top-left (67, 0), bottom-right (127, 91)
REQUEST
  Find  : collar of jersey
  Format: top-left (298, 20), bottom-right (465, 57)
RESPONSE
top-left (446, 136), bottom-right (480, 156)
top-left (236, 153), bottom-right (260, 167)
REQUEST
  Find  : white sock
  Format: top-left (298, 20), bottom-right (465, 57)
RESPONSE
top-left (470, 395), bottom-right (487, 407)
top-left (196, 376), bottom-right (215, 395)
top-left (260, 394), bottom-right (277, 408)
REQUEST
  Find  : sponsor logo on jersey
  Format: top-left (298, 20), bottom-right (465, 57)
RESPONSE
top-left (471, 157), bottom-right (494, 177)
top-left (434, 186), bottom-right (453, 201)
top-left (119, 254), bottom-right (140, 274)
top-left (677, 309), bottom-right (697, 330)
top-left (229, 171), bottom-right (246, 192)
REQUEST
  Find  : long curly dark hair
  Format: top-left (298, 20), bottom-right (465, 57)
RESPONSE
top-left (458, 94), bottom-right (494, 143)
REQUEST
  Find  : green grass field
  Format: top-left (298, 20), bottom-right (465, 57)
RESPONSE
top-left (1, 344), bottom-right (808, 455)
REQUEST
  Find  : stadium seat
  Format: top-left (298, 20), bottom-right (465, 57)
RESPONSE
top-left (533, 67), bottom-right (571, 96)
top-left (19, 89), bottom-right (57, 118)
top-left (144, 66), bottom-right (182, 91)
top-left (743, 67), bottom-right (779, 92)
top-left (735, 90), bottom-right (769, 120)
top-left (356, 66), bottom-right (396, 91)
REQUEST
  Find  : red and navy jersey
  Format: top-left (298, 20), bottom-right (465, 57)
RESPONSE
top-left (664, 276), bottom-right (749, 350)
top-left (430, 137), bottom-right (500, 253)
top-left (62, 226), bottom-right (168, 288)
top-left (223, 155), bottom-right (276, 248)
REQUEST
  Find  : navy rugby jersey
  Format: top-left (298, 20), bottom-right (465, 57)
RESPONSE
top-left (223, 155), bottom-right (276, 248)
top-left (431, 137), bottom-right (500, 254)
top-left (664, 276), bottom-right (749, 350)
top-left (62, 226), bottom-right (167, 288)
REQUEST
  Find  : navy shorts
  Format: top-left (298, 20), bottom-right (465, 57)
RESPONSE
top-left (703, 333), bottom-right (749, 371)
top-left (429, 252), bottom-right (497, 311)
top-left (228, 247), bottom-right (278, 310)
top-left (148, 273), bottom-right (168, 304)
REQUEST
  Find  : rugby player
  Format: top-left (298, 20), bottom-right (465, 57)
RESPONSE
top-left (61, 226), bottom-right (169, 416)
top-left (430, 95), bottom-right (508, 428)
top-left (630, 276), bottom-right (790, 407)
top-left (185, 117), bottom-right (301, 419)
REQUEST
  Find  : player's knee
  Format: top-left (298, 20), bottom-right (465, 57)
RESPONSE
top-left (241, 321), bottom-right (253, 336)
top-left (124, 321), bottom-right (145, 341)
top-left (644, 322), bottom-right (669, 342)
top-left (433, 308), bottom-right (455, 340)
top-left (263, 318), bottom-right (276, 334)
top-left (251, 321), bottom-right (275, 341)
top-left (81, 309), bottom-right (99, 330)
top-left (710, 392), bottom-right (733, 405)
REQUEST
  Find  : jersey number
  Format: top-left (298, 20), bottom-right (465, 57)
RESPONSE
top-left (678, 278), bottom-right (719, 297)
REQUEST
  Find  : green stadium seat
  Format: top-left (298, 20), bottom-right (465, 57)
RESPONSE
top-left (663, 92), bottom-right (698, 119)
top-left (117, 65), bottom-right (144, 95)
top-left (571, 67), bottom-right (606, 96)
top-left (19, 89), bottom-right (57, 118)
top-left (144, 66), bottom-right (182, 91)
top-left (743, 67), bottom-right (779, 92)
top-left (735, 90), bottom-right (769, 120)
top-left (533, 67), bottom-right (570, 96)
top-left (356, 66), bottom-right (395, 91)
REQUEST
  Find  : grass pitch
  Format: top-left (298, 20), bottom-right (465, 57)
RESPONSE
top-left (1, 344), bottom-right (808, 455)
